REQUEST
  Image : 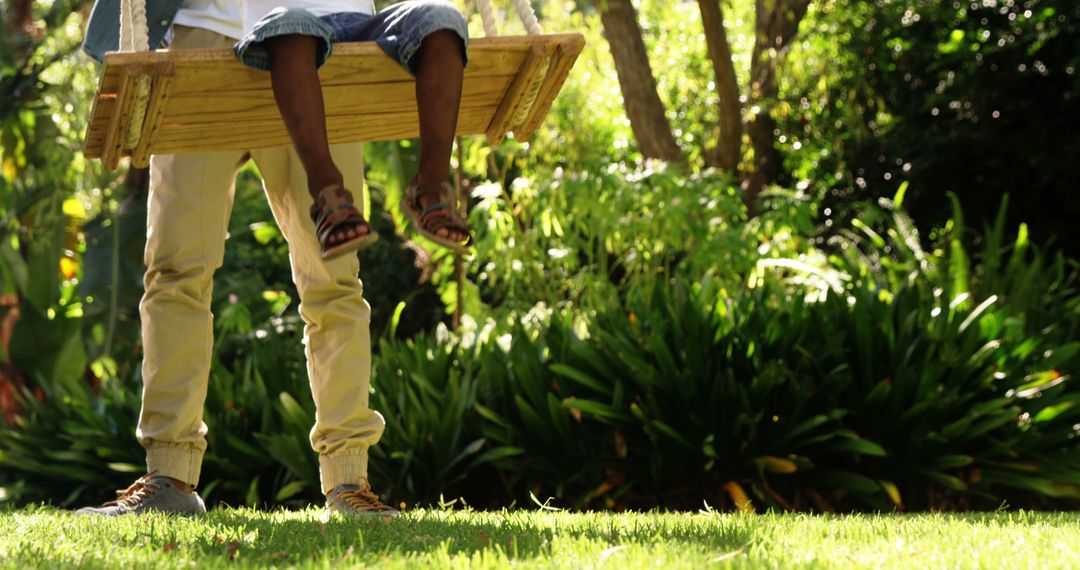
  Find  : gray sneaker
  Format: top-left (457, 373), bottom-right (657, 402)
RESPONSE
top-left (326, 478), bottom-right (399, 518)
top-left (76, 473), bottom-right (206, 516)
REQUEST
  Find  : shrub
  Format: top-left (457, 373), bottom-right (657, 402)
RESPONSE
top-left (3, 197), bottom-right (1076, 512)
top-left (362, 195), bottom-right (1080, 511)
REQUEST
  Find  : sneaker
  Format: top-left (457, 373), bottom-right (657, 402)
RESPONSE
top-left (76, 473), bottom-right (206, 516)
top-left (326, 477), bottom-right (399, 518)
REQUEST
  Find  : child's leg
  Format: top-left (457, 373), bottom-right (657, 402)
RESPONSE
top-left (412, 29), bottom-right (466, 243)
top-left (264, 35), bottom-right (369, 248)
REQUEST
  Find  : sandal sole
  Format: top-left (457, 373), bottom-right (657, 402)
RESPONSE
top-left (320, 231), bottom-right (379, 260)
top-left (399, 198), bottom-right (471, 254)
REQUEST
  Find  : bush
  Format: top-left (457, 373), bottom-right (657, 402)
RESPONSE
top-left (368, 274), bottom-right (1079, 511)
top-left (354, 196), bottom-right (1080, 511)
top-left (4, 193), bottom-right (1078, 512)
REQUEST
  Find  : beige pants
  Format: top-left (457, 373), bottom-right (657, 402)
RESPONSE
top-left (136, 25), bottom-right (385, 495)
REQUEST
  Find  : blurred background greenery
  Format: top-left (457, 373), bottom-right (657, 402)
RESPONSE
top-left (1, 0), bottom-right (1078, 512)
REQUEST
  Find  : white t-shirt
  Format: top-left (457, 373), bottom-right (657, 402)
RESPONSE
top-left (174, 0), bottom-right (245, 40)
top-left (174, 1), bottom-right (377, 41)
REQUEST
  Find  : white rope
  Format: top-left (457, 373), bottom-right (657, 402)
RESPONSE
top-left (510, 0), bottom-right (541, 35)
top-left (472, 0), bottom-right (545, 132)
top-left (119, 0), bottom-right (152, 150)
top-left (475, 0), bottom-right (541, 36)
top-left (119, 0), bottom-right (150, 52)
top-left (475, 0), bottom-right (499, 37)
top-left (508, 0), bottom-right (545, 126)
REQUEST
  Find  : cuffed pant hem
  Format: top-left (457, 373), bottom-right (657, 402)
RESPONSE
top-left (146, 444), bottom-right (204, 488)
top-left (319, 450), bottom-right (369, 495)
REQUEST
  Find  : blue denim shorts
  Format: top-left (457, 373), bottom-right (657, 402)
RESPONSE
top-left (235, 0), bottom-right (469, 75)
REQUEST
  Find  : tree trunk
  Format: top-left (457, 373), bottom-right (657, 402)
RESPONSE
top-left (698, 0), bottom-right (742, 173)
top-left (4, 0), bottom-right (32, 34)
top-left (744, 0), bottom-right (810, 208)
top-left (596, 0), bottom-right (682, 163)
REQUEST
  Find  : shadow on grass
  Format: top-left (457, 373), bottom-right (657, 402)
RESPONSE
top-left (180, 507), bottom-right (753, 564)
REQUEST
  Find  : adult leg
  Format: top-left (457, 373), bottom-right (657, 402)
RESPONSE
top-left (136, 26), bottom-right (248, 490)
top-left (251, 142), bottom-right (385, 496)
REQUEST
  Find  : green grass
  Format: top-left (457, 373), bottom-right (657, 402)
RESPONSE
top-left (1, 506), bottom-right (1078, 568)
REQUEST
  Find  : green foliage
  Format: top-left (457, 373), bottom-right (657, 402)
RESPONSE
top-left (784, 0), bottom-right (1080, 254)
top-left (1, 0), bottom-right (115, 310)
top-left (466, 164), bottom-right (749, 317)
top-left (363, 200), bottom-right (1080, 511)
top-left (0, 360), bottom-right (143, 506)
top-left (0, 285), bottom-right (320, 508)
top-left (368, 327), bottom-right (498, 503)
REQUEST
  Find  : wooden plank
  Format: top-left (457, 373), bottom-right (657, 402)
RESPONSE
top-left (131, 65), bottom-right (176, 168)
top-left (84, 97), bottom-right (116, 158)
top-left (100, 39), bottom-right (539, 94)
top-left (84, 59), bottom-right (120, 158)
top-left (150, 106), bottom-right (494, 155)
top-left (86, 45), bottom-right (524, 155)
top-left (516, 36), bottom-right (586, 140)
top-left (99, 34), bottom-right (580, 66)
top-left (485, 44), bottom-right (551, 145)
top-left (85, 78), bottom-right (509, 158)
top-left (509, 48), bottom-right (554, 131)
top-left (84, 34), bottom-right (586, 164)
top-left (100, 67), bottom-right (139, 168)
top-left (162, 74), bottom-right (513, 126)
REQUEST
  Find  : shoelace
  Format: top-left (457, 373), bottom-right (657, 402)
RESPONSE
top-left (104, 473), bottom-right (161, 508)
top-left (339, 480), bottom-right (393, 513)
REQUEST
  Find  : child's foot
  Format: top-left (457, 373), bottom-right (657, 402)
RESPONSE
top-left (310, 184), bottom-right (379, 259)
top-left (401, 176), bottom-right (473, 253)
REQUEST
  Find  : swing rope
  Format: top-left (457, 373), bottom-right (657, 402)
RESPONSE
top-left (510, 0), bottom-right (542, 36)
top-left (476, 0), bottom-right (500, 37)
top-left (119, 0), bottom-right (152, 150)
top-left (475, 0), bottom-right (542, 37)
top-left (475, 0), bottom-right (547, 129)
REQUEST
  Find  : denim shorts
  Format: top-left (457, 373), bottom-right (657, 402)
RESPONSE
top-left (235, 0), bottom-right (469, 75)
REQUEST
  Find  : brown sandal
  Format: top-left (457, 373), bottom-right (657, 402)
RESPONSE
top-left (400, 176), bottom-right (473, 253)
top-left (310, 184), bottom-right (379, 259)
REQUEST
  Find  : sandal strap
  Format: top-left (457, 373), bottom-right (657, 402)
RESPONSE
top-left (419, 201), bottom-right (473, 246)
top-left (309, 184), bottom-right (373, 250)
top-left (406, 179), bottom-right (460, 211)
top-left (315, 204), bottom-right (368, 244)
top-left (403, 177), bottom-right (474, 248)
top-left (420, 201), bottom-right (457, 221)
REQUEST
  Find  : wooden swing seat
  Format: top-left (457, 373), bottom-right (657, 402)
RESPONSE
top-left (84, 33), bottom-right (585, 170)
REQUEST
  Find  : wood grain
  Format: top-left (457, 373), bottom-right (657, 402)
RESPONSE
top-left (85, 34), bottom-right (585, 165)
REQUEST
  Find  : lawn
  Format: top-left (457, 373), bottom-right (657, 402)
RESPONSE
top-left (1, 506), bottom-right (1077, 569)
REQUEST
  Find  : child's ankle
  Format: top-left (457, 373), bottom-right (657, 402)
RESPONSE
top-left (308, 177), bottom-right (345, 197)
